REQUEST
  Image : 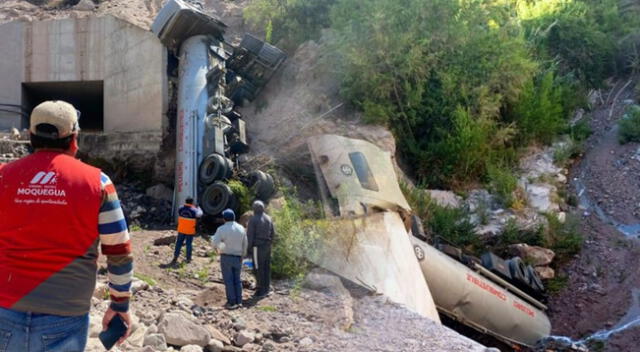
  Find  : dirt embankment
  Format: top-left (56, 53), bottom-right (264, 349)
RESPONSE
top-left (548, 79), bottom-right (640, 351)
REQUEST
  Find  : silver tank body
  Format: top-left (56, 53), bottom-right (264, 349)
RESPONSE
top-left (175, 35), bottom-right (210, 208)
top-left (410, 236), bottom-right (551, 347)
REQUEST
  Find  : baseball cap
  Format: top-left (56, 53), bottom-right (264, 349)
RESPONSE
top-left (222, 209), bottom-right (235, 221)
top-left (29, 100), bottom-right (80, 139)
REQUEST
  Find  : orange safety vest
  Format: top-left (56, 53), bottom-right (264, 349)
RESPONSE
top-left (177, 204), bottom-right (198, 235)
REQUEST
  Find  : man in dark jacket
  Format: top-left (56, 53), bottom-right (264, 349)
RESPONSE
top-left (247, 200), bottom-right (275, 298)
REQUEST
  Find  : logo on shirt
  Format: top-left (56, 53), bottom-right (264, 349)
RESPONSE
top-left (30, 171), bottom-right (57, 185)
top-left (15, 170), bottom-right (67, 204)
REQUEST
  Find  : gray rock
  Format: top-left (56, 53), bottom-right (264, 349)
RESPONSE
top-left (132, 278), bottom-right (150, 294)
top-left (181, 345), bottom-right (204, 352)
top-left (207, 339), bottom-right (224, 352)
top-left (509, 243), bottom-right (555, 266)
top-left (299, 337), bottom-right (313, 346)
top-left (261, 342), bottom-right (275, 352)
top-left (158, 313), bottom-right (211, 347)
top-left (146, 184), bottom-right (174, 202)
top-left (73, 0), bottom-right (96, 11)
top-left (426, 189), bottom-right (462, 208)
top-left (129, 325), bottom-right (148, 347)
top-left (206, 325), bottom-right (231, 345)
top-left (525, 183), bottom-right (559, 213)
top-left (234, 330), bottom-right (255, 347)
top-left (144, 333), bottom-right (168, 351)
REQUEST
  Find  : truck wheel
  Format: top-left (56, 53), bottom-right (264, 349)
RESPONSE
top-left (527, 265), bottom-right (545, 292)
top-left (199, 153), bottom-right (229, 185)
top-left (248, 170), bottom-right (276, 201)
top-left (508, 257), bottom-right (529, 286)
top-left (202, 182), bottom-right (232, 215)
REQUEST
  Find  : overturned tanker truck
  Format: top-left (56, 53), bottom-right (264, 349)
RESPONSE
top-left (308, 134), bottom-right (551, 348)
top-left (152, 0), bottom-right (286, 221)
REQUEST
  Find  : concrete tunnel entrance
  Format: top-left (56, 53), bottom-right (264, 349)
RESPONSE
top-left (22, 81), bottom-right (104, 131)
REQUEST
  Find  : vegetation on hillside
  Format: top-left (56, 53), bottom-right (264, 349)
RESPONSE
top-left (246, 0), bottom-right (640, 189)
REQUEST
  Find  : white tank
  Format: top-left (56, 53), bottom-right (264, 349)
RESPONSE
top-left (174, 35), bottom-right (210, 210)
top-left (410, 236), bottom-right (551, 347)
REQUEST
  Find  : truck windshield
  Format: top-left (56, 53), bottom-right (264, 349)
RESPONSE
top-left (348, 152), bottom-right (379, 192)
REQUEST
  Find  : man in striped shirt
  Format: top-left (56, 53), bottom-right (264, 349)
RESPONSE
top-left (0, 101), bottom-right (133, 351)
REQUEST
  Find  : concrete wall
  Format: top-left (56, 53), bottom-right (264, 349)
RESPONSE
top-left (0, 16), bottom-right (167, 133)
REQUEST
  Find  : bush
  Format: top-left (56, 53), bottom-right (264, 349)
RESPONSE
top-left (244, 0), bottom-right (335, 50)
top-left (227, 180), bottom-right (253, 215)
top-left (544, 213), bottom-right (583, 263)
top-left (401, 184), bottom-right (481, 253)
top-left (510, 71), bottom-right (567, 145)
top-left (486, 163), bottom-right (518, 207)
top-left (270, 195), bottom-right (327, 279)
top-left (618, 105), bottom-right (640, 144)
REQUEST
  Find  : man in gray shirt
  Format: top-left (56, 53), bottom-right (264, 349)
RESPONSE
top-left (247, 200), bottom-right (275, 298)
top-left (212, 209), bottom-right (247, 309)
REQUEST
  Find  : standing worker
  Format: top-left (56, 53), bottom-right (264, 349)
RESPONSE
top-left (0, 101), bottom-right (134, 350)
top-left (211, 209), bottom-right (247, 309)
top-left (247, 200), bottom-right (275, 298)
top-left (171, 197), bottom-right (203, 265)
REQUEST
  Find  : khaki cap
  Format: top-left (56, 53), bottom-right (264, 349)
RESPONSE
top-left (30, 100), bottom-right (79, 139)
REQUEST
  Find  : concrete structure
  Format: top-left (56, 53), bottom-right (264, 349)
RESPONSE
top-left (0, 15), bottom-right (167, 135)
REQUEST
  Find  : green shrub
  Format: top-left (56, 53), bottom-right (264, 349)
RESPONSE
top-left (618, 105), bottom-right (640, 144)
top-left (227, 180), bottom-right (253, 215)
top-left (492, 219), bottom-right (545, 255)
top-left (510, 71), bottom-right (567, 145)
top-left (244, 0), bottom-right (335, 50)
top-left (545, 274), bottom-right (569, 294)
top-left (486, 163), bottom-right (518, 207)
top-left (569, 118), bottom-right (593, 142)
top-left (401, 184), bottom-right (481, 253)
top-left (271, 195), bottom-right (327, 279)
top-left (544, 213), bottom-right (583, 263)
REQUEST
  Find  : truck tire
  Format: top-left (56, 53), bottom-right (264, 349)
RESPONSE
top-left (508, 257), bottom-right (530, 287)
top-left (202, 182), bottom-right (232, 215)
top-left (527, 265), bottom-right (545, 292)
top-left (199, 153), bottom-right (229, 185)
top-left (248, 170), bottom-right (276, 201)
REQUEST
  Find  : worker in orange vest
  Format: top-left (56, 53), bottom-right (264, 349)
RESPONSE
top-left (170, 197), bottom-right (203, 265)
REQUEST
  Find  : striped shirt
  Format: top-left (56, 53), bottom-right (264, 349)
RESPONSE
top-left (99, 173), bottom-right (133, 312)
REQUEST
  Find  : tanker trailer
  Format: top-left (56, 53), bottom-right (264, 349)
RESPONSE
top-left (307, 134), bottom-right (551, 347)
top-left (152, 0), bottom-right (286, 220)
top-left (410, 236), bottom-right (551, 347)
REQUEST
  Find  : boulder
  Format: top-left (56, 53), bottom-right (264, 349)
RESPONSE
top-left (234, 331), bottom-right (254, 347)
top-left (73, 0), bottom-right (96, 11)
top-left (205, 325), bottom-right (231, 345)
top-left (426, 190), bottom-right (462, 208)
top-left (146, 184), bottom-right (174, 202)
top-left (207, 339), bottom-right (224, 352)
top-left (144, 333), bottom-right (168, 351)
top-left (154, 234), bottom-right (178, 246)
top-left (303, 270), bottom-right (354, 330)
top-left (509, 244), bottom-right (556, 266)
top-left (158, 312), bottom-right (211, 347)
top-left (181, 345), bottom-right (204, 352)
top-left (525, 183), bottom-right (559, 213)
top-left (129, 325), bottom-right (147, 347)
top-left (132, 278), bottom-right (150, 294)
top-left (535, 266), bottom-right (555, 280)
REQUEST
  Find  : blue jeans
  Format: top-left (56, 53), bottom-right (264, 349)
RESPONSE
top-left (0, 307), bottom-right (88, 352)
top-left (174, 233), bottom-right (194, 261)
top-left (220, 254), bottom-right (242, 305)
